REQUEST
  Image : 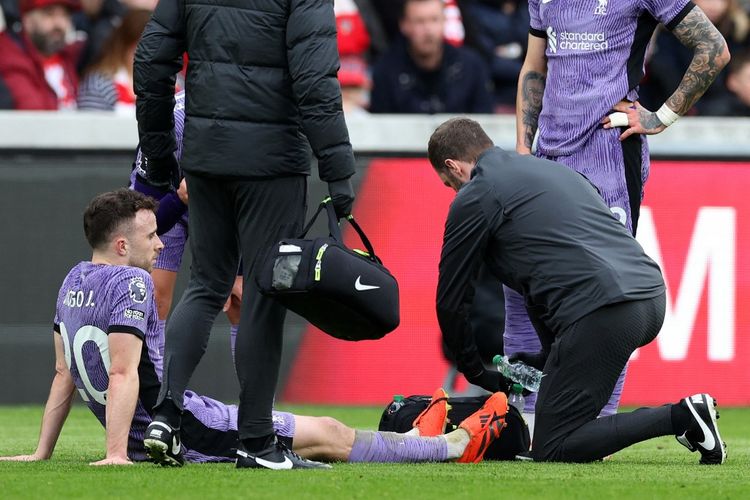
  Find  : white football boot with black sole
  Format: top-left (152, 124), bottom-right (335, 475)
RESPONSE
top-left (236, 436), bottom-right (331, 470)
top-left (144, 420), bottom-right (185, 467)
top-left (675, 393), bottom-right (727, 465)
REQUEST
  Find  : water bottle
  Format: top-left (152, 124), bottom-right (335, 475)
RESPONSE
top-left (387, 395), bottom-right (405, 415)
top-left (508, 383), bottom-right (525, 413)
top-left (492, 354), bottom-right (543, 393)
top-left (272, 254), bottom-right (301, 290)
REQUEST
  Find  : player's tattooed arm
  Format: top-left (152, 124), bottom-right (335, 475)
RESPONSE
top-left (667, 7), bottom-right (730, 115)
top-left (520, 72), bottom-right (546, 151)
top-left (516, 34), bottom-right (547, 153)
top-left (604, 8), bottom-right (729, 140)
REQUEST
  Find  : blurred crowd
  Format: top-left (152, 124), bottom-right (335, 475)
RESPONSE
top-left (1, 0), bottom-right (749, 116)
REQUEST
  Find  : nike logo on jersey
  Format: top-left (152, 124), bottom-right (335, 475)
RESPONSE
top-left (542, 0), bottom-right (553, 4)
top-left (355, 276), bottom-right (380, 291)
top-left (686, 396), bottom-right (716, 451)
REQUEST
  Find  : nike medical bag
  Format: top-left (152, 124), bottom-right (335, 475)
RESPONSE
top-left (257, 199), bottom-right (400, 341)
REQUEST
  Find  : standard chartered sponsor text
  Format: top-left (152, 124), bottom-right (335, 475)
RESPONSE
top-left (559, 31), bottom-right (608, 51)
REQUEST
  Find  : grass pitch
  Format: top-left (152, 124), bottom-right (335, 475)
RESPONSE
top-left (0, 405), bottom-right (748, 499)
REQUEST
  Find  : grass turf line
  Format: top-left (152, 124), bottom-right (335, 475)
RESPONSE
top-left (0, 405), bottom-right (748, 499)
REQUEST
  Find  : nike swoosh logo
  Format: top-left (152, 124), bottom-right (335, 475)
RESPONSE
top-left (172, 437), bottom-right (181, 455)
top-left (542, 0), bottom-right (553, 4)
top-left (255, 456), bottom-right (293, 470)
top-left (686, 396), bottom-right (716, 451)
top-left (355, 276), bottom-right (380, 291)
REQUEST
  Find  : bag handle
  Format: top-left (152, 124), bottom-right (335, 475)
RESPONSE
top-left (299, 198), bottom-right (343, 241)
top-left (299, 198), bottom-right (381, 263)
top-left (344, 213), bottom-right (381, 264)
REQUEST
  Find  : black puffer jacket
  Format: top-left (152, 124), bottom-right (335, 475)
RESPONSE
top-left (134, 0), bottom-right (355, 182)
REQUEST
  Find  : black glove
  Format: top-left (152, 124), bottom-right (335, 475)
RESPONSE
top-left (327, 178), bottom-right (355, 219)
top-left (507, 350), bottom-right (547, 371)
top-left (466, 369), bottom-right (512, 394)
top-left (139, 154), bottom-right (179, 191)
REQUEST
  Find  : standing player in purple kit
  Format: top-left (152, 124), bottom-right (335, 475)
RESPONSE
top-left (0, 189), bottom-right (508, 466)
top-left (509, 0), bottom-right (730, 429)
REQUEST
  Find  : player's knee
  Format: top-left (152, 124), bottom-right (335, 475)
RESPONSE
top-left (317, 417), bottom-right (355, 457)
top-left (319, 417), bottom-right (351, 441)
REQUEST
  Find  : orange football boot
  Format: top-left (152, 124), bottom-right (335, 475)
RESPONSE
top-left (457, 392), bottom-right (508, 463)
top-left (412, 388), bottom-right (451, 436)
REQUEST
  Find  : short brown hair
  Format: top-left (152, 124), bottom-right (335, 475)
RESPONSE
top-left (83, 189), bottom-right (157, 250)
top-left (401, 0), bottom-right (442, 19)
top-left (428, 117), bottom-right (494, 174)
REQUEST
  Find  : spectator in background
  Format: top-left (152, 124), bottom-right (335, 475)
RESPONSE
top-left (370, 0), bottom-right (493, 114)
top-left (642, 0), bottom-right (749, 113)
top-left (709, 49), bottom-right (750, 115)
top-left (0, 0), bottom-right (84, 110)
top-left (459, 0), bottom-right (529, 112)
top-left (74, 0), bottom-right (127, 74)
top-left (78, 9), bottom-right (151, 113)
top-left (336, 0), bottom-right (372, 114)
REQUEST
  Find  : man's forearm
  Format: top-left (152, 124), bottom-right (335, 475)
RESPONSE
top-left (666, 7), bottom-right (730, 115)
top-left (34, 372), bottom-right (76, 459)
top-left (516, 69), bottom-right (546, 152)
top-left (104, 372), bottom-right (139, 460)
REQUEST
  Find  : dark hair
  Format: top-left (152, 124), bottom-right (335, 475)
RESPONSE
top-left (84, 9), bottom-right (152, 78)
top-left (400, 0), bottom-right (441, 19)
top-left (83, 189), bottom-right (157, 250)
top-left (428, 117), bottom-right (494, 174)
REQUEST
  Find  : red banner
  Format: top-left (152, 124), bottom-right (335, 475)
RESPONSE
top-left (283, 160), bottom-right (750, 406)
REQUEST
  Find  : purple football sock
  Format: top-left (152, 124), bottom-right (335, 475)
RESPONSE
top-left (503, 286), bottom-right (541, 413)
top-left (348, 431), bottom-right (448, 463)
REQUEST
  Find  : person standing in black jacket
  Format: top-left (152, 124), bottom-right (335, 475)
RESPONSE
top-left (428, 117), bottom-right (726, 464)
top-left (133, 0), bottom-right (356, 470)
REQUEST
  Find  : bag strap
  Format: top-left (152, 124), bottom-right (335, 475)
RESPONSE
top-left (299, 198), bottom-right (342, 240)
top-left (300, 198), bottom-right (381, 263)
top-left (344, 214), bottom-right (381, 263)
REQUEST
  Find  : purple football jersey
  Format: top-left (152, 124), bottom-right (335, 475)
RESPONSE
top-left (529, 0), bottom-right (691, 157)
top-left (54, 262), bottom-right (163, 460)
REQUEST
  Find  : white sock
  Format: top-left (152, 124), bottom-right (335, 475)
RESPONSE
top-left (444, 428), bottom-right (470, 459)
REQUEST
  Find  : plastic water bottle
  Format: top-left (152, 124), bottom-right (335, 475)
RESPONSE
top-left (493, 354), bottom-right (543, 393)
top-left (508, 383), bottom-right (525, 413)
top-left (387, 395), bottom-right (405, 415)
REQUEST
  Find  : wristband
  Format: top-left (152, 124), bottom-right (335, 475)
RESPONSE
top-left (655, 104), bottom-right (679, 127)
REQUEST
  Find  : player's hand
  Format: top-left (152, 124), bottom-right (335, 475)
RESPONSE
top-left (139, 154), bottom-right (180, 191)
top-left (222, 275), bottom-right (243, 325)
top-left (601, 100), bottom-right (666, 141)
top-left (89, 456), bottom-right (133, 466)
top-left (0, 454), bottom-right (46, 462)
top-left (327, 178), bottom-right (355, 219)
top-left (177, 178), bottom-right (188, 205)
top-left (466, 369), bottom-right (512, 394)
top-left (507, 351), bottom-right (547, 371)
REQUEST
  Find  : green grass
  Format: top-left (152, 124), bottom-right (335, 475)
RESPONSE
top-left (0, 405), bottom-right (748, 499)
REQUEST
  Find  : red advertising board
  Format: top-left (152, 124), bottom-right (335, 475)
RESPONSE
top-left (282, 160), bottom-right (750, 406)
